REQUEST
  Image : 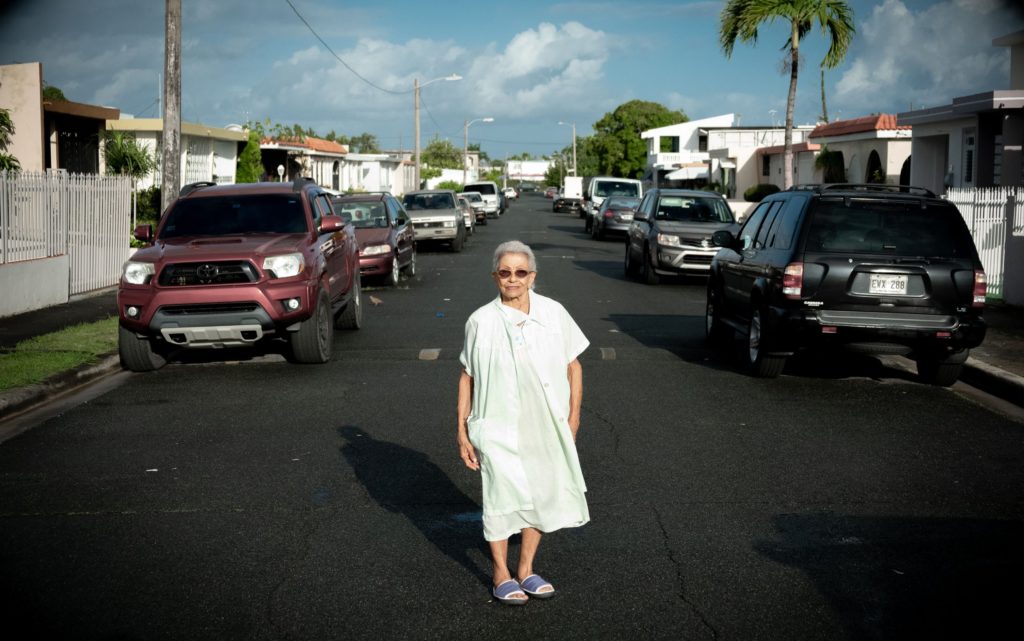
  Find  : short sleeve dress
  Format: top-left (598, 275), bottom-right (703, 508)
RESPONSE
top-left (460, 292), bottom-right (590, 542)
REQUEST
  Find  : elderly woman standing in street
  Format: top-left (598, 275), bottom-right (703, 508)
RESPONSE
top-left (457, 240), bottom-right (590, 606)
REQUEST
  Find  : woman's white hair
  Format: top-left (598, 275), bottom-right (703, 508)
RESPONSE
top-left (492, 240), bottom-right (537, 273)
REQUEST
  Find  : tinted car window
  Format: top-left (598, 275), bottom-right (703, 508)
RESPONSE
top-left (161, 195), bottom-right (307, 238)
top-left (605, 197), bottom-right (640, 209)
top-left (464, 184), bottom-right (496, 195)
top-left (755, 201), bottom-right (784, 249)
top-left (654, 195), bottom-right (734, 223)
top-left (738, 201), bottom-right (771, 250)
top-left (403, 193), bottom-right (456, 210)
top-left (594, 181), bottom-right (640, 198)
top-left (768, 195), bottom-right (806, 250)
top-left (335, 201), bottom-right (387, 228)
top-left (805, 198), bottom-right (976, 256)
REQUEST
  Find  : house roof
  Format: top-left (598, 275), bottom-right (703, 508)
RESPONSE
top-left (44, 99), bottom-right (119, 121)
top-left (107, 118), bottom-right (247, 141)
top-left (262, 136), bottom-right (349, 155)
top-left (758, 142), bottom-right (821, 156)
top-left (809, 114), bottom-right (909, 139)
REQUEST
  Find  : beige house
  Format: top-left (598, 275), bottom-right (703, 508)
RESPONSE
top-left (807, 114), bottom-right (912, 185)
top-left (106, 118), bottom-right (247, 189)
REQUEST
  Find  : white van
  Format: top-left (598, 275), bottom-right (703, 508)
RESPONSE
top-left (463, 181), bottom-right (501, 218)
top-left (583, 176), bottom-right (643, 231)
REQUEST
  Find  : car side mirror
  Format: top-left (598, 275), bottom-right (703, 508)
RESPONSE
top-left (632, 210), bottom-right (649, 222)
top-left (320, 215), bottom-right (346, 233)
top-left (133, 224), bottom-right (153, 242)
top-left (712, 229), bottom-right (735, 248)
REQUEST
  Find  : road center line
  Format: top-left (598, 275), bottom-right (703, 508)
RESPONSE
top-left (418, 348), bottom-right (441, 361)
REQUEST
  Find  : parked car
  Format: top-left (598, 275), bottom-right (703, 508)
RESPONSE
top-left (503, 187), bottom-right (519, 200)
top-left (455, 194), bottom-right (477, 235)
top-left (625, 189), bottom-right (736, 284)
top-left (463, 181), bottom-right (502, 218)
top-left (591, 196), bottom-right (641, 240)
top-left (544, 186), bottom-right (559, 199)
top-left (332, 192), bottom-right (417, 287)
top-left (461, 191), bottom-right (488, 225)
top-left (401, 189), bottom-right (467, 252)
top-left (118, 178), bottom-right (362, 371)
top-left (706, 184), bottom-right (987, 384)
top-left (584, 176), bottom-right (643, 227)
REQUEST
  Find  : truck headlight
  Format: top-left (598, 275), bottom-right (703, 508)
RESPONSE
top-left (122, 261), bottom-right (155, 285)
top-left (657, 233), bottom-right (681, 247)
top-left (361, 244), bottom-right (391, 256)
top-left (442, 221), bottom-right (456, 228)
top-left (263, 253), bottom-right (305, 278)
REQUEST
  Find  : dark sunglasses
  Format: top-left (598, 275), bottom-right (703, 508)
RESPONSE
top-left (495, 269), bottom-right (532, 279)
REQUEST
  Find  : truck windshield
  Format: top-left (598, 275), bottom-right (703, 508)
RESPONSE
top-left (160, 195), bottom-right (308, 238)
top-left (403, 193), bottom-right (456, 210)
top-left (594, 181), bottom-right (640, 198)
top-left (464, 184), bottom-right (496, 195)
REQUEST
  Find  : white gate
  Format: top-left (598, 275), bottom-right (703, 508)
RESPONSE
top-left (946, 186), bottom-right (1022, 300)
top-left (1, 170), bottom-right (132, 296)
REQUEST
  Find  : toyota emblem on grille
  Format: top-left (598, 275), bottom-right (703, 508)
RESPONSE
top-left (701, 238), bottom-right (711, 249)
top-left (196, 263), bottom-right (220, 283)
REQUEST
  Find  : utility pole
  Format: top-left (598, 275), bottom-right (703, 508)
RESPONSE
top-left (160, 0), bottom-right (181, 214)
top-left (413, 78), bottom-right (420, 189)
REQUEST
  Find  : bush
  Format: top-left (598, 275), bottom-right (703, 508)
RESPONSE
top-left (743, 183), bottom-right (780, 202)
top-left (435, 180), bottom-right (463, 192)
top-left (135, 186), bottom-right (162, 223)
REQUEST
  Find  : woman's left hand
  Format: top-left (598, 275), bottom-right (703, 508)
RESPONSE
top-left (568, 415), bottom-right (580, 442)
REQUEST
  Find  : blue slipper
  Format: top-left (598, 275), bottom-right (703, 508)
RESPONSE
top-left (492, 579), bottom-right (527, 606)
top-left (519, 574), bottom-right (555, 599)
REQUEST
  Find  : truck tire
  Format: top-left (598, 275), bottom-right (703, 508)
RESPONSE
top-left (336, 273), bottom-right (363, 330)
top-left (291, 289), bottom-right (333, 363)
top-left (118, 325), bottom-right (167, 372)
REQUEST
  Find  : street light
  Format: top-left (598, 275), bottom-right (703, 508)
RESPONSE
top-left (558, 121), bottom-right (577, 176)
top-left (464, 117), bottom-right (494, 185)
top-left (414, 73), bottom-right (462, 189)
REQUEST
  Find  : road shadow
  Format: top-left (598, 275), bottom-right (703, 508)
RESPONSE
top-left (337, 426), bottom-right (490, 586)
top-left (604, 313), bottom-right (735, 371)
top-left (756, 512), bottom-right (1024, 640)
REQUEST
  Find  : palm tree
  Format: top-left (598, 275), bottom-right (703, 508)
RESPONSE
top-left (0, 107), bottom-right (20, 171)
top-left (720, 0), bottom-right (854, 188)
top-left (103, 130), bottom-right (157, 225)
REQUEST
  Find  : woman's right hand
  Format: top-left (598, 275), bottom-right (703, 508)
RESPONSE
top-left (458, 433), bottom-right (480, 471)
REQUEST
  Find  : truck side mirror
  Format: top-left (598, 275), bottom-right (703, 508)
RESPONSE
top-left (133, 224), bottom-right (153, 242)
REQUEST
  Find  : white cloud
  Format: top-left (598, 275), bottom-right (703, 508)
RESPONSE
top-left (835, 0), bottom-right (1015, 113)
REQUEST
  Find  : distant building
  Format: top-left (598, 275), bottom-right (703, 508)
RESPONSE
top-left (807, 114), bottom-right (912, 185)
top-left (260, 136), bottom-right (348, 188)
top-left (898, 30), bottom-right (1024, 193)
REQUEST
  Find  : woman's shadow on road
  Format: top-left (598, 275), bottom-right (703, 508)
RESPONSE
top-left (338, 425), bottom-right (491, 587)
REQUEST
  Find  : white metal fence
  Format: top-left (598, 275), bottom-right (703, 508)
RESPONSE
top-left (946, 186), bottom-right (1024, 300)
top-left (1, 170), bottom-right (132, 295)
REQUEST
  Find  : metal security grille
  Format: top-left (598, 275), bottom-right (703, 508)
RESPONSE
top-left (157, 261), bottom-right (259, 286)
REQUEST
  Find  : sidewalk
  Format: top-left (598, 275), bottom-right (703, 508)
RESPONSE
top-left (1, 290), bottom-right (1023, 419)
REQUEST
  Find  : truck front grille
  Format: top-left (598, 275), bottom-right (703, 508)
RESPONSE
top-left (158, 261), bottom-right (259, 286)
top-left (160, 302), bottom-right (261, 316)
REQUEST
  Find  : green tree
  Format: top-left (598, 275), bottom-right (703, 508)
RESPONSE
top-left (814, 144), bottom-right (846, 183)
top-left (348, 132), bottom-right (380, 153)
top-left (543, 156), bottom-right (569, 187)
top-left (103, 131), bottom-right (156, 179)
top-left (421, 136), bottom-right (462, 169)
top-left (42, 85), bottom-right (67, 102)
top-left (0, 107), bottom-right (19, 171)
top-left (236, 129), bottom-right (264, 183)
top-left (590, 100), bottom-right (687, 179)
top-left (720, 0), bottom-right (855, 188)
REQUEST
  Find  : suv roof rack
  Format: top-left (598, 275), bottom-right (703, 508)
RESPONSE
top-left (789, 183), bottom-right (936, 198)
top-left (179, 181), bottom-right (217, 197)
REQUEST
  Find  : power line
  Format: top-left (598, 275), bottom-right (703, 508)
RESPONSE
top-left (284, 0), bottom-right (409, 96)
top-left (417, 94), bottom-right (457, 139)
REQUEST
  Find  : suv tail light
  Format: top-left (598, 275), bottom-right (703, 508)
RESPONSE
top-left (972, 270), bottom-right (986, 307)
top-left (782, 263), bottom-right (803, 299)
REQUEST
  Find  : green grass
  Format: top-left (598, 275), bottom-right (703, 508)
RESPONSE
top-left (0, 317), bottom-right (118, 391)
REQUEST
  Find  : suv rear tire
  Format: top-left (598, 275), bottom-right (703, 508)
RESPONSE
top-left (916, 349), bottom-right (968, 387)
top-left (291, 289), bottom-right (333, 363)
top-left (745, 308), bottom-right (785, 378)
top-left (119, 326), bottom-right (167, 372)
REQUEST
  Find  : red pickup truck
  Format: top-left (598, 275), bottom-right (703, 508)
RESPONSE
top-left (117, 179), bottom-right (362, 371)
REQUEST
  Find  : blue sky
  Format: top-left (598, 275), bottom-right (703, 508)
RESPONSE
top-left (1, 0), bottom-right (1022, 159)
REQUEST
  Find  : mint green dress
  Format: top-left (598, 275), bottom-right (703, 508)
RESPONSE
top-left (460, 293), bottom-right (590, 541)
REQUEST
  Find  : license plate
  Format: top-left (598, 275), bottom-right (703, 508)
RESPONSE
top-left (869, 274), bottom-right (908, 295)
top-left (619, 213), bottom-right (633, 221)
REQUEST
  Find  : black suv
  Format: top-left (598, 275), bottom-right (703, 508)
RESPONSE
top-left (705, 184), bottom-right (987, 385)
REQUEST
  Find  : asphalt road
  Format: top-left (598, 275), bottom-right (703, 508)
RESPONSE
top-left (1, 194), bottom-right (1023, 641)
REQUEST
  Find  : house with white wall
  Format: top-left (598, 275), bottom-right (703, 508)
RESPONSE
top-left (756, 141), bottom-right (823, 189)
top-left (806, 114), bottom-right (912, 185)
top-left (898, 30), bottom-right (1024, 194)
top-left (106, 118), bottom-right (247, 189)
top-left (641, 114), bottom-right (813, 195)
top-left (260, 135), bottom-right (348, 189)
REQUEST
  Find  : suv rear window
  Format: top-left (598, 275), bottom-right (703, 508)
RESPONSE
top-left (464, 184), bottom-right (496, 195)
top-left (594, 181), bottom-right (640, 198)
top-left (161, 195), bottom-right (307, 238)
top-left (805, 198), bottom-right (975, 257)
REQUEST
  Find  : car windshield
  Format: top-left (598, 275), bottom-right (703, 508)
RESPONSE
top-left (463, 192), bottom-right (482, 202)
top-left (594, 181), bottom-right (640, 198)
top-left (604, 197), bottom-right (640, 210)
top-left (465, 184), bottom-right (496, 195)
top-left (160, 194), bottom-right (307, 238)
top-left (403, 193), bottom-right (456, 210)
top-left (806, 198), bottom-right (976, 256)
top-left (654, 196), bottom-right (734, 223)
top-left (333, 200), bottom-right (387, 228)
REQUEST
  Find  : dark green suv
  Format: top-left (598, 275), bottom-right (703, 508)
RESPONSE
top-left (706, 184), bottom-right (987, 385)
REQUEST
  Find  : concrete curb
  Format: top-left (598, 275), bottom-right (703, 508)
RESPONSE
top-left (0, 354), bottom-right (122, 420)
top-left (961, 358), bottom-right (1024, 407)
